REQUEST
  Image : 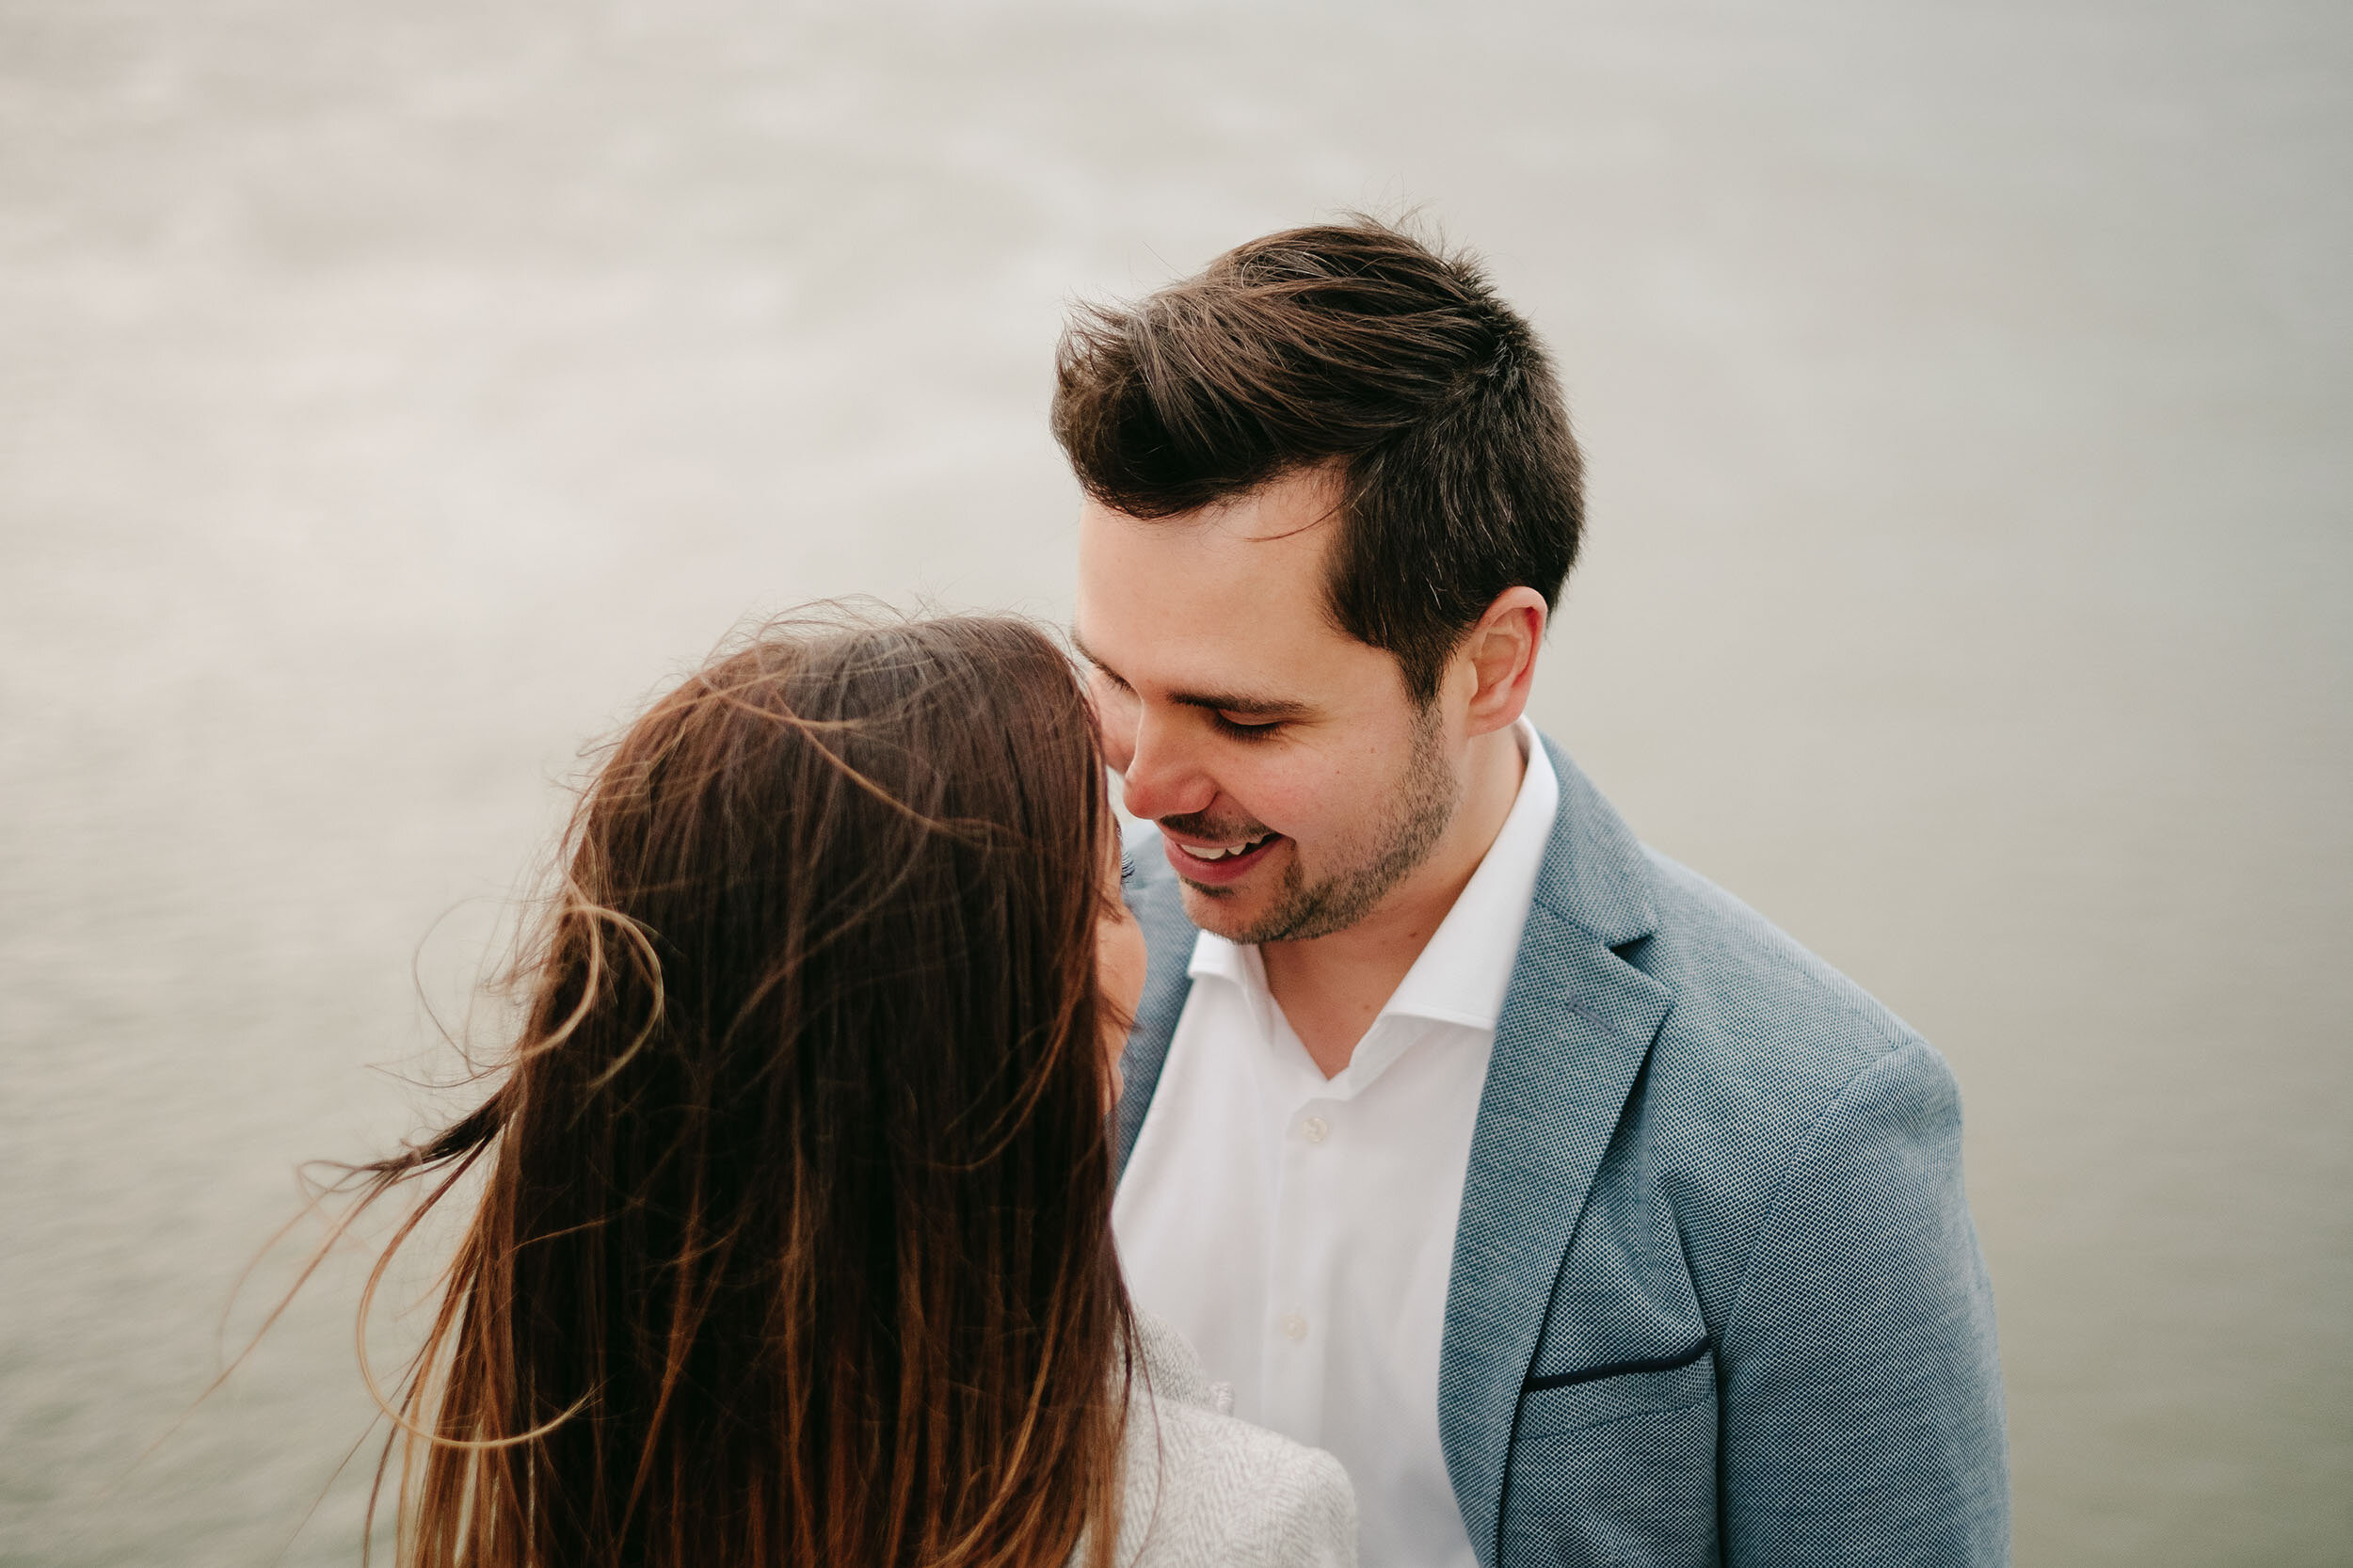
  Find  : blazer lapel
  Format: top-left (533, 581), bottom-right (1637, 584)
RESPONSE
top-left (1115, 867), bottom-right (1197, 1176)
top-left (1439, 739), bottom-right (1674, 1566)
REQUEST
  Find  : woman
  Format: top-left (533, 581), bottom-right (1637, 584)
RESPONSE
top-left (338, 613), bottom-right (1355, 1568)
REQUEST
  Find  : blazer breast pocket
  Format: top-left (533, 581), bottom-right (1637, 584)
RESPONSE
top-left (1501, 1345), bottom-right (1720, 1567)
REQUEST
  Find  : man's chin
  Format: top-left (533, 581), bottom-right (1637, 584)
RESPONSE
top-left (1176, 876), bottom-right (1238, 911)
top-left (1177, 877), bottom-right (1322, 948)
top-left (1176, 879), bottom-right (1256, 937)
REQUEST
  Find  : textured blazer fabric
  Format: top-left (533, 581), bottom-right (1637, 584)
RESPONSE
top-left (1115, 736), bottom-right (2009, 1568)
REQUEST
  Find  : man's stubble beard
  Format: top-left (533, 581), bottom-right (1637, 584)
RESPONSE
top-left (1193, 703), bottom-right (1460, 947)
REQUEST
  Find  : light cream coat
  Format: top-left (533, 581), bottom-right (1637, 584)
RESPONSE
top-left (1085, 1313), bottom-right (1357, 1568)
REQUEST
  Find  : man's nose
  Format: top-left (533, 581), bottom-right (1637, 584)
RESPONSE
top-left (1119, 712), bottom-right (1215, 824)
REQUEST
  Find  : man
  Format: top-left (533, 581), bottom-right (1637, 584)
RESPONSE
top-left (1059, 219), bottom-right (2007, 1568)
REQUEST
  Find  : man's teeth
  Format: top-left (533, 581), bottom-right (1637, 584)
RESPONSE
top-left (1179, 834), bottom-right (1272, 862)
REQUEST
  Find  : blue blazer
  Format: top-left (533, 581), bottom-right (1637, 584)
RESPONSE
top-left (1115, 736), bottom-right (2008, 1567)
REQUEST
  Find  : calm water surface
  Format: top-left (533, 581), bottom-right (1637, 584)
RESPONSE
top-left (2, 2), bottom-right (2347, 1563)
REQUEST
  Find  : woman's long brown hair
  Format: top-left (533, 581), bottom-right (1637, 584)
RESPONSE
top-left (343, 614), bottom-right (1132, 1567)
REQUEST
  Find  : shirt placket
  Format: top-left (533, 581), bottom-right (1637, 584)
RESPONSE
top-left (1260, 1080), bottom-right (1345, 1448)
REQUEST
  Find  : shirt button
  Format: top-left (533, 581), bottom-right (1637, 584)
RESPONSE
top-left (1280, 1313), bottom-right (1309, 1341)
top-left (1301, 1115), bottom-right (1330, 1144)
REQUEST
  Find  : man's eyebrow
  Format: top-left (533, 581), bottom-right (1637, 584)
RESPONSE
top-left (1068, 629), bottom-right (1315, 721)
top-left (1068, 630), bottom-right (1131, 690)
top-left (1169, 690), bottom-right (1315, 721)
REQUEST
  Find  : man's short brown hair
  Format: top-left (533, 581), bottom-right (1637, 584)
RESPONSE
top-left (1051, 217), bottom-right (1583, 702)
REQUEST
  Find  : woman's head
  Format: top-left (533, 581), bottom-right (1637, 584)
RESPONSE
top-left (360, 612), bottom-right (1138, 1568)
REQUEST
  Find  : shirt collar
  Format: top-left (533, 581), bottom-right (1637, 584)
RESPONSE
top-left (1186, 716), bottom-right (1561, 1038)
top-left (1184, 918), bottom-right (1279, 1043)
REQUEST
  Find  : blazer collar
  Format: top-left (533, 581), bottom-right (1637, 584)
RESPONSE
top-left (1521, 733), bottom-right (1656, 946)
top-left (1438, 736), bottom-right (1673, 1567)
top-left (1114, 860), bottom-right (1196, 1175)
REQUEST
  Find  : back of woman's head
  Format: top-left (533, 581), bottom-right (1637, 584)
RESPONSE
top-left (361, 612), bottom-right (1129, 1568)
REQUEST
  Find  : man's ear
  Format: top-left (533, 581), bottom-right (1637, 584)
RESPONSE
top-left (1458, 587), bottom-right (1547, 738)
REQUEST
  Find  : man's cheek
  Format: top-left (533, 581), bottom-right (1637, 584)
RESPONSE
top-left (1251, 761), bottom-right (1346, 840)
top-left (1088, 691), bottom-right (1139, 772)
top-left (1248, 787), bottom-right (1319, 844)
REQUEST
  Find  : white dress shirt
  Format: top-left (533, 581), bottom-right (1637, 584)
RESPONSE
top-left (1113, 720), bottom-right (1560, 1568)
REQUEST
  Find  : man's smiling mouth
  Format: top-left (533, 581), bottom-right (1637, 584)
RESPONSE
top-left (1160, 826), bottom-right (1286, 887)
top-left (1174, 831), bottom-right (1275, 862)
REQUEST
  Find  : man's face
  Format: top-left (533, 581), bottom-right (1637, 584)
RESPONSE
top-left (1073, 469), bottom-right (1463, 945)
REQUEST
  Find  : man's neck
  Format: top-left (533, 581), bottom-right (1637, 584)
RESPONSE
top-left (1260, 725), bottom-right (1528, 1078)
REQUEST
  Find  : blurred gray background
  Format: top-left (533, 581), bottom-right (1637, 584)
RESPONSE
top-left (2, 1), bottom-right (2346, 1563)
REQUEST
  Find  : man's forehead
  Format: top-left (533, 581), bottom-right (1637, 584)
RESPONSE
top-left (1112, 469), bottom-right (1337, 535)
top-left (1069, 617), bottom-right (1271, 687)
top-left (1072, 476), bottom-right (1386, 704)
top-left (1077, 491), bottom-right (1336, 622)
top-left (1068, 616), bottom-right (1323, 713)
